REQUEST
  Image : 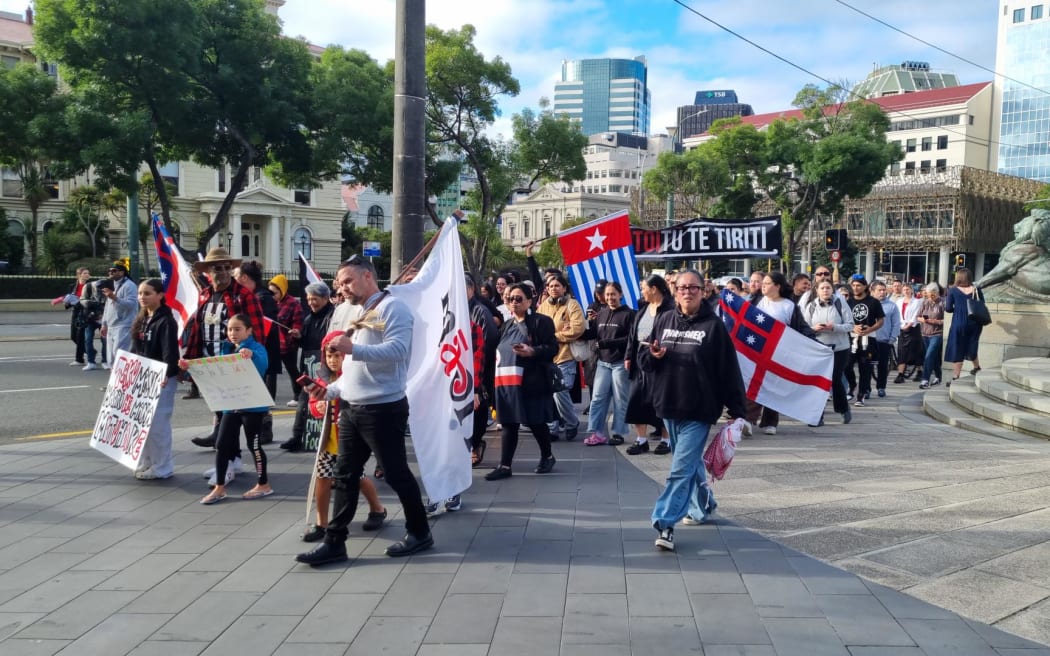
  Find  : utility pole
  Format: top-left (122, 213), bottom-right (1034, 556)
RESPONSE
top-left (390, 0), bottom-right (426, 281)
top-left (127, 192), bottom-right (140, 280)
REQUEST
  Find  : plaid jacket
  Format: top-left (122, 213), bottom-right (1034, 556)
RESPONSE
top-left (182, 280), bottom-right (265, 359)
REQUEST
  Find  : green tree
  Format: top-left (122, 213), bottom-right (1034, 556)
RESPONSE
top-left (642, 143), bottom-right (732, 219)
top-left (751, 84), bottom-right (901, 267)
top-left (0, 63), bottom-right (75, 270)
top-left (511, 105), bottom-right (588, 190)
top-left (60, 185), bottom-right (112, 258)
top-left (35, 0), bottom-right (320, 253)
top-left (0, 208), bottom-right (26, 272)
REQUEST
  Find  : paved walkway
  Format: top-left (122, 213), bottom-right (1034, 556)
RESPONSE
top-left (0, 407), bottom-right (1048, 655)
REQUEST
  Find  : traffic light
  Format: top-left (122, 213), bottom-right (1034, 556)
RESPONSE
top-left (825, 229), bottom-right (847, 251)
top-left (955, 253), bottom-right (966, 269)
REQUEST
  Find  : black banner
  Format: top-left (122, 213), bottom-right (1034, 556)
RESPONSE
top-left (631, 216), bottom-right (782, 260)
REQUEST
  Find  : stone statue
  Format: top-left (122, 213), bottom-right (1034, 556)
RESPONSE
top-left (977, 208), bottom-right (1050, 302)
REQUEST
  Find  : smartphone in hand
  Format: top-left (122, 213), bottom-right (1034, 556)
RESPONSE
top-left (296, 374), bottom-right (327, 389)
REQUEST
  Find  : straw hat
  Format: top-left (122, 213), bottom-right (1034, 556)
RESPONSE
top-left (192, 247), bottom-right (242, 273)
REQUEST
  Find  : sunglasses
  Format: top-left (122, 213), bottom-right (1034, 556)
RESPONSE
top-left (210, 264), bottom-right (233, 271)
top-left (343, 254), bottom-right (365, 266)
top-left (815, 271), bottom-right (831, 276)
top-left (505, 296), bottom-right (527, 303)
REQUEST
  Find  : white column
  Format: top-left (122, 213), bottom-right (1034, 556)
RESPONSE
top-left (230, 213), bottom-right (242, 257)
top-left (801, 243), bottom-right (811, 273)
top-left (865, 247), bottom-right (875, 281)
top-left (974, 251), bottom-right (986, 279)
top-left (938, 245), bottom-right (951, 288)
top-left (743, 259), bottom-right (752, 277)
top-left (281, 216), bottom-right (291, 269)
top-left (268, 215), bottom-right (281, 269)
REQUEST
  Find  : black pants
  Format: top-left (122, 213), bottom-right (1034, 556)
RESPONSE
top-left (325, 398), bottom-right (428, 544)
top-left (281, 349), bottom-right (301, 397)
top-left (215, 412), bottom-right (266, 485)
top-left (470, 396), bottom-right (491, 451)
top-left (846, 339), bottom-right (875, 398)
top-left (831, 348), bottom-right (849, 413)
top-left (498, 422), bottom-right (553, 468)
top-left (874, 341), bottom-right (894, 391)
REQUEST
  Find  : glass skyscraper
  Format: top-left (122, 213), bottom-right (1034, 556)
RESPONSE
top-left (553, 57), bottom-right (651, 137)
top-left (995, 2), bottom-right (1050, 182)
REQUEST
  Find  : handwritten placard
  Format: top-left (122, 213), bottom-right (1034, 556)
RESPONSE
top-left (186, 353), bottom-right (274, 412)
top-left (90, 349), bottom-right (168, 470)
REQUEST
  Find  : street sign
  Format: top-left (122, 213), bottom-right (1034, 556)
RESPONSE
top-left (362, 241), bottom-right (381, 257)
top-left (830, 250), bottom-right (841, 262)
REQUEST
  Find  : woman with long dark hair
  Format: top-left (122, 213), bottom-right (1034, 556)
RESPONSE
top-left (485, 283), bottom-right (558, 481)
top-left (752, 272), bottom-right (796, 434)
top-left (944, 267), bottom-right (985, 385)
top-left (582, 281), bottom-right (634, 445)
top-left (625, 274), bottom-right (674, 455)
top-left (130, 279), bottom-right (180, 480)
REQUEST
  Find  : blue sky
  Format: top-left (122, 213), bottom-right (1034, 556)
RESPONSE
top-left (3, 0), bottom-right (998, 138)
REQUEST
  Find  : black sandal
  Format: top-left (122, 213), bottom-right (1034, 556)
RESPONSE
top-left (471, 441), bottom-right (487, 468)
top-left (970, 367), bottom-right (982, 375)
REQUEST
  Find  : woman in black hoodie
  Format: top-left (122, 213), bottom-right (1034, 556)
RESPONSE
top-left (130, 279), bottom-right (181, 480)
top-left (639, 270), bottom-right (749, 552)
top-left (582, 281), bottom-right (635, 446)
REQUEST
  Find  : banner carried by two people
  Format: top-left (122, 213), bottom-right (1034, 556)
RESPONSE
top-left (631, 216), bottom-right (782, 260)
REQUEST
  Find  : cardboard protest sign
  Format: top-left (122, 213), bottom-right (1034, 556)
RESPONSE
top-left (299, 350), bottom-right (326, 452)
top-left (90, 349), bottom-right (168, 470)
top-left (186, 353), bottom-right (274, 412)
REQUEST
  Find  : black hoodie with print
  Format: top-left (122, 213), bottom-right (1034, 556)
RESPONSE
top-left (638, 300), bottom-right (748, 424)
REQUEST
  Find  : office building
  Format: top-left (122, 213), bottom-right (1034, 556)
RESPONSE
top-left (991, 1), bottom-right (1050, 182)
top-left (673, 89), bottom-right (753, 146)
top-left (553, 57), bottom-right (651, 136)
top-left (852, 61), bottom-right (960, 99)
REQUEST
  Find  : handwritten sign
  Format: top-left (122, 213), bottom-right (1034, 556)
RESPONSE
top-left (90, 349), bottom-right (168, 470)
top-left (186, 353), bottom-right (274, 412)
top-left (300, 351), bottom-right (325, 452)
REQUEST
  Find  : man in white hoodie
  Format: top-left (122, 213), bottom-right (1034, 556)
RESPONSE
top-left (99, 262), bottom-right (137, 369)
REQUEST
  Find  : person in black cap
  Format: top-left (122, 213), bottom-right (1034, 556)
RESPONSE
top-left (844, 274), bottom-right (885, 406)
top-left (100, 261), bottom-right (138, 370)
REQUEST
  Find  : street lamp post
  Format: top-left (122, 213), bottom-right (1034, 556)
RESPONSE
top-left (225, 231), bottom-right (233, 252)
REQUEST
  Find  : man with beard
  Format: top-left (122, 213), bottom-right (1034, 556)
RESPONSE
top-left (844, 274), bottom-right (885, 407)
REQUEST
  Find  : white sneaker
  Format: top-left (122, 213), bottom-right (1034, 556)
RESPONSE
top-left (69, 361), bottom-right (83, 366)
top-left (681, 515), bottom-right (705, 526)
top-left (207, 464), bottom-right (237, 487)
top-left (655, 528), bottom-right (675, 551)
top-left (285, 399), bottom-right (299, 407)
top-left (202, 457), bottom-right (242, 480)
top-left (82, 363), bottom-right (99, 371)
top-left (101, 362), bottom-right (111, 370)
top-left (763, 426), bottom-right (777, 435)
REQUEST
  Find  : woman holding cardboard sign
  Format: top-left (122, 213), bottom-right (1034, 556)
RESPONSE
top-left (183, 314), bottom-right (274, 505)
top-left (129, 279), bottom-right (180, 480)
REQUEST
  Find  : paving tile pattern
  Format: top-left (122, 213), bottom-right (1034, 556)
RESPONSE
top-left (0, 409), bottom-right (1045, 654)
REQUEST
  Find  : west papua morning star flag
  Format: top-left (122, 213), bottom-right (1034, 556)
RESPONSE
top-left (557, 210), bottom-right (641, 309)
top-left (719, 289), bottom-right (833, 426)
top-left (386, 217), bottom-right (473, 502)
top-left (152, 214), bottom-right (200, 337)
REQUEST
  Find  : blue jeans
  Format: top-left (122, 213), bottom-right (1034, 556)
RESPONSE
top-left (83, 322), bottom-right (106, 364)
top-left (922, 335), bottom-right (943, 382)
top-left (587, 360), bottom-right (630, 437)
top-left (651, 419), bottom-right (714, 530)
top-left (549, 360), bottom-right (580, 433)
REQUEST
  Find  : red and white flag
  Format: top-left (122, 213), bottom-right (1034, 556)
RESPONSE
top-left (719, 289), bottom-right (833, 425)
top-left (557, 210), bottom-right (641, 308)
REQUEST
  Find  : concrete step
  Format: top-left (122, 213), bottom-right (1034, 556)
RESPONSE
top-left (1001, 357), bottom-right (1050, 394)
top-left (921, 387), bottom-right (1034, 442)
top-left (947, 376), bottom-right (1050, 440)
top-left (974, 368), bottom-right (1050, 417)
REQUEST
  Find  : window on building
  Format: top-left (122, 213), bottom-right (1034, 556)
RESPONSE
top-left (1, 55), bottom-right (19, 69)
top-left (157, 161), bottom-right (179, 196)
top-left (292, 226), bottom-right (312, 259)
top-left (218, 165), bottom-right (226, 193)
top-left (921, 137), bottom-right (932, 152)
top-left (2, 168), bottom-right (21, 197)
top-left (935, 159), bottom-right (948, 172)
top-left (40, 61), bottom-right (57, 77)
top-left (508, 223), bottom-right (516, 240)
top-left (523, 218), bottom-right (530, 238)
top-left (544, 219), bottom-right (552, 237)
top-left (241, 234), bottom-right (250, 258)
top-left (906, 138), bottom-right (916, 153)
top-left (904, 162), bottom-right (916, 175)
top-left (1014, 7), bottom-right (1026, 21)
top-left (293, 189), bottom-right (310, 206)
top-left (1033, 5), bottom-right (1044, 19)
top-left (937, 135), bottom-right (949, 149)
top-left (890, 161), bottom-right (901, 176)
top-left (252, 166), bottom-right (262, 183)
top-left (920, 160), bottom-right (931, 173)
top-left (608, 184), bottom-right (622, 193)
top-left (42, 168), bottom-right (59, 199)
top-left (367, 205), bottom-right (384, 230)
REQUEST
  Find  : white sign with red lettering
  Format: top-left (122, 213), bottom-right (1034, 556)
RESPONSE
top-left (90, 349), bottom-right (168, 470)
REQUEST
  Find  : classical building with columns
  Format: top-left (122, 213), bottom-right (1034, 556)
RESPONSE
top-left (500, 184), bottom-right (629, 249)
top-left (0, 2), bottom-right (350, 274)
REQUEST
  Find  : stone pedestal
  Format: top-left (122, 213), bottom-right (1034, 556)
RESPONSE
top-left (944, 302), bottom-right (1050, 368)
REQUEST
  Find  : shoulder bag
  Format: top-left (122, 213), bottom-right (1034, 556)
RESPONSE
top-left (966, 289), bottom-right (992, 326)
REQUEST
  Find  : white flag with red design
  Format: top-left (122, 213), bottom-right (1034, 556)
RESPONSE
top-left (557, 210), bottom-right (641, 309)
